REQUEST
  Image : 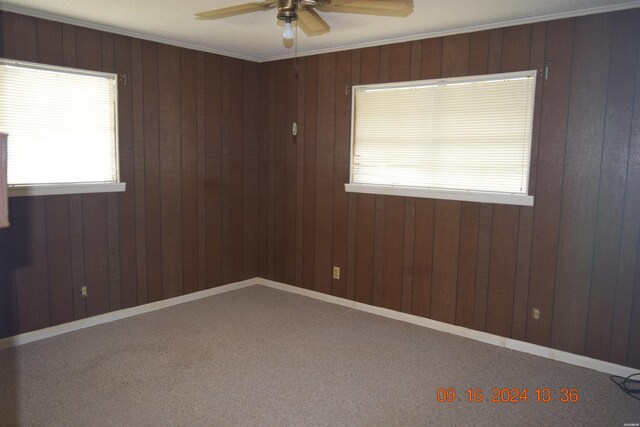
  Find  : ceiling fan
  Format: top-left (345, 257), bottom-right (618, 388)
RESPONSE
top-left (195, 0), bottom-right (414, 40)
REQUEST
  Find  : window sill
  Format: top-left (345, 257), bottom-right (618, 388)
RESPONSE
top-left (345, 183), bottom-right (534, 206)
top-left (8, 183), bottom-right (126, 197)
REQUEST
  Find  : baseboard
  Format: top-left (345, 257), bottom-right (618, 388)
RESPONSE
top-left (257, 278), bottom-right (638, 378)
top-left (0, 278), bottom-right (258, 351)
top-left (2, 276), bottom-right (636, 378)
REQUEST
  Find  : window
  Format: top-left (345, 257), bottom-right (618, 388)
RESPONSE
top-left (346, 70), bottom-right (537, 206)
top-left (0, 58), bottom-right (124, 197)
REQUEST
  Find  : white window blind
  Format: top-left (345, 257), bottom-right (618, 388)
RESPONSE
top-left (348, 71), bottom-right (537, 206)
top-left (0, 59), bottom-right (121, 192)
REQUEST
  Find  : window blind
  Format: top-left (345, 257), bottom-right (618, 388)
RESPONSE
top-left (350, 71), bottom-right (536, 197)
top-left (0, 59), bottom-right (118, 187)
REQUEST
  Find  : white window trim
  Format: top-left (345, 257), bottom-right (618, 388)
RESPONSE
top-left (345, 183), bottom-right (533, 206)
top-left (347, 70), bottom-right (537, 206)
top-left (8, 183), bottom-right (126, 197)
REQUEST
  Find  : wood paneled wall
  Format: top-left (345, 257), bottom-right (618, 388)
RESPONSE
top-left (0, 134), bottom-right (7, 228)
top-left (264, 9), bottom-right (640, 369)
top-left (0, 12), bottom-right (266, 338)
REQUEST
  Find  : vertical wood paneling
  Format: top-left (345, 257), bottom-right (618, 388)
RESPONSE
top-left (473, 204), bottom-right (492, 331)
top-left (412, 199), bottom-right (435, 317)
top-left (381, 196), bottom-right (404, 311)
top-left (302, 56), bottom-right (318, 290)
top-left (331, 51), bottom-right (352, 298)
top-left (551, 14), bottom-right (612, 355)
top-left (372, 195), bottom-right (385, 307)
top-left (401, 196), bottom-right (415, 314)
top-left (267, 62), bottom-right (276, 278)
top-left (43, 196), bottom-right (73, 325)
top-left (36, 19), bottom-right (62, 64)
top-left (2, 13), bottom-right (51, 334)
top-left (272, 60), bottom-right (290, 283)
top-left (223, 58), bottom-right (245, 284)
top-left (456, 203), bottom-right (478, 328)
top-left (196, 52), bottom-right (208, 291)
top-left (346, 50), bottom-right (361, 300)
top-left (411, 39), bottom-right (440, 318)
top-left (35, 19), bottom-right (74, 326)
top-left (1, 12), bottom-right (37, 61)
top-left (379, 42), bottom-right (411, 310)
top-left (485, 25), bottom-right (531, 338)
top-left (244, 61), bottom-right (260, 279)
top-left (421, 38), bottom-right (442, 80)
top-left (430, 201), bottom-right (461, 323)
top-left (512, 22), bottom-right (547, 341)
top-left (354, 195), bottom-right (375, 304)
top-left (314, 53), bottom-right (336, 295)
top-left (82, 193), bottom-right (111, 316)
top-left (430, 34), bottom-right (468, 323)
top-left (158, 44), bottom-right (183, 299)
top-left (0, 103), bottom-right (17, 337)
top-left (456, 31), bottom-right (489, 328)
top-left (0, 225), bottom-right (18, 337)
top-left (141, 41), bottom-right (163, 301)
top-left (627, 246), bottom-right (640, 368)
top-left (76, 28), bottom-right (110, 316)
top-left (204, 53), bottom-right (223, 288)
top-left (584, 11), bottom-right (639, 361)
top-left (257, 63), bottom-right (270, 279)
top-left (610, 10), bottom-right (640, 366)
top-left (400, 41), bottom-right (422, 313)
top-left (131, 38), bottom-right (148, 305)
top-left (526, 19), bottom-right (575, 346)
top-left (102, 33), bottom-right (122, 312)
top-left (456, 31), bottom-right (488, 328)
top-left (283, 59), bottom-right (296, 285)
top-left (62, 24), bottom-right (86, 321)
top-left (472, 30), bottom-right (503, 332)
top-left (372, 46), bottom-right (390, 307)
top-left (295, 58), bottom-right (306, 288)
top-left (12, 199), bottom-right (51, 332)
top-left (440, 34), bottom-right (469, 78)
top-left (485, 205), bottom-right (520, 337)
top-left (115, 35), bottom-right (138, 308)
top-left (353, 47), bottom-right (380, 304)
top-left (180, 48), bottom-right (198, 295)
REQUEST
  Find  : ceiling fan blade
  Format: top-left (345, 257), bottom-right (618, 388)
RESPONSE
top-left (195, 1), bottom-right (275, 20)
top-left (317, 0), bottom-right (414, 17)
top-left (297, 9), bottom-right (331, 36)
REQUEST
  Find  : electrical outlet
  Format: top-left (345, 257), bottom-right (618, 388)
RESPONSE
top-left (332, 266), bottom-right (340, 279)
top-left (81, 286), bottom-right (88, 298)
top-left (532, 307), bottom-right (540, 320)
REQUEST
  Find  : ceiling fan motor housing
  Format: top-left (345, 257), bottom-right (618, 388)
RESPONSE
top-left (277, 0), bottom-right (297, 20)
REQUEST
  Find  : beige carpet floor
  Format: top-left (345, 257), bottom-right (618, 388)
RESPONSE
top-left (0, 285), bottom-right (638, 426)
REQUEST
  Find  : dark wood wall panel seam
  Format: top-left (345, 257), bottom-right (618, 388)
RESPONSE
top-left (582, 24), bottom-right (617, 358)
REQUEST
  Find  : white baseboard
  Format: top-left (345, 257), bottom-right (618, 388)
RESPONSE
top-left (1, 276), bottom-right (636, 378)
top-left (0, 278), bottom-right (257, 351)
top-left (257, 278), bottom-right (638, 378)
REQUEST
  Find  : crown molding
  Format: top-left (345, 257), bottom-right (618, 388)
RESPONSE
top-left (266, 1), bottom-right (640, 62)
top-left (0, 4), bottom-right (262, 62)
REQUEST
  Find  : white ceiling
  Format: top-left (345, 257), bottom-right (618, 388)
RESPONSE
top-left (2, 0), bottom-right (639, 62)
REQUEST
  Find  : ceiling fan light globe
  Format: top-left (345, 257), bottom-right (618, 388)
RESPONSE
top-left (283, 21), bottom-right (294, 39)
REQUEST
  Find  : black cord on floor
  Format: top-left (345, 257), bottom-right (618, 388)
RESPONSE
top-left (610, 373), bottom-right (640, 401)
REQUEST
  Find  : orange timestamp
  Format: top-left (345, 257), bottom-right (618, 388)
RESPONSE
top-left (436, 387), bottom-right (579, 403)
